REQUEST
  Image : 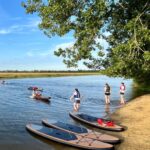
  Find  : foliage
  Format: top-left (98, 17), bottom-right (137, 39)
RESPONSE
top-left (105, 0), bottom-right (150, 85)
top-left (22, 0), bottom-right (150, 84)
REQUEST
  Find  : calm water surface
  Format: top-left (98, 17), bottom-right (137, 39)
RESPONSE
top-left (0, 75), bottom-right (133, 150)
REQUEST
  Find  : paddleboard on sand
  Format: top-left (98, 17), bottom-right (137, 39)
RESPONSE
top-left (42, 119), bottom-right (121, 144)
top-left (26, 124), bottom-right (114, 150)
top-left (69, 112), bottom-right (124, 132)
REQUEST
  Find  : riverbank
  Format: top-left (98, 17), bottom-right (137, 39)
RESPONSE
top-left (110, 94), bottom-right (150, 150)
top-left (0, 71), bottom-right (101, 79)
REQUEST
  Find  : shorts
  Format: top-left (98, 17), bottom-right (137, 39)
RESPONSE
top-left (75, 98), bottom-right (80, 104)
top-left (120, 92), bottom-right (124, 95)
top-left (105, 93), bottom-right (110, 95)
top-left (76, 100), bottom-right (80, 103)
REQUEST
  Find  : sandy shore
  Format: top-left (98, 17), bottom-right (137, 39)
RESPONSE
top-left (109, 94), bottom-right (150, 150)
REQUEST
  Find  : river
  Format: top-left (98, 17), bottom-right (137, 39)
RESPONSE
top-left (0, 75), bottom-right (133, 150)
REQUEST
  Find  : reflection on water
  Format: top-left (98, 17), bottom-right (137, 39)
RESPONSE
top-left (0, 75), bottom-right (134, 150)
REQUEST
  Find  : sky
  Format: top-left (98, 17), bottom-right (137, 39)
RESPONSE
top-left (0, 0), bottom-right (107, 71)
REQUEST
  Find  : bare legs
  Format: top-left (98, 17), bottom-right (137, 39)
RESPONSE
top-left (105, 104), bottom-right (110, 116)
top-left (120, 94), bottom-right (125, 104)
top-left (73, 102), bottom-right (80, 112)
top-left (105, 95), bottom-right (110, 104)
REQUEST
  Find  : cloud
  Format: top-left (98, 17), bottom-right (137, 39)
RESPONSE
top-left (28, 19), bottom-right (40, 27)
top-left (0, 29), bottom-right (10, 34)
top-left (26, 52), bottom-right (34, 57)
top-left (0, 18), bottom-right (40, 35)
top-left (26, 49), bottom-right (51, 58)
top-left (26, 41), bottom-right (74, 58)
top-left (21, 18), bottom-right (40, 28)
top-left (55, 42), bottom-right (74, 50)
top-left (39, 51), bottom-right (51, 57)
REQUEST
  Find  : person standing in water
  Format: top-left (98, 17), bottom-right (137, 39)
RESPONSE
top-left (104, 83), bottom-right (111, 104)
top-left (70, 88), bottom-right (81, 111)
top-left (120, 82), bottom-right (126, 104)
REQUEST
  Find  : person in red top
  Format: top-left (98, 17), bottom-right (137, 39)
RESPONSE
top-left (120, 82), bottom-right (126, 104)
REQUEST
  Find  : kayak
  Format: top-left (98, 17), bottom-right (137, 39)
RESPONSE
top-left (69, 112), bottom-right (124, 132)
top-left (34, 96), bottom-right (51, 103)
top-left (28, 86), bottom-right (43, 91)
top-left (26, 124), bottom-right (113, 150)
top-left (42, 119), bottom-right (121, 144)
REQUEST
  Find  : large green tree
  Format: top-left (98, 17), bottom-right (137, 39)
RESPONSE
top-left (22, 0), bottom-right (150, 84)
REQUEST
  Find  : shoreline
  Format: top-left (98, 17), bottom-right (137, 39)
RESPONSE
top-left (0, 72), bottom-right (101, 79)
top-left (108, 94), bottom-right (150, 150)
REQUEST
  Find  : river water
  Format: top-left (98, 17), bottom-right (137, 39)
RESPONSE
top-left (0, 75), bottom-right (133, 150)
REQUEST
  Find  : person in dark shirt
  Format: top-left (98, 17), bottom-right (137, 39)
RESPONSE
top-left (104, 83), bottom-right (111, 104)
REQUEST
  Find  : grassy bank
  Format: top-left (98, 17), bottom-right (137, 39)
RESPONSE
top-left (0, 71), bottom-right (101, 79)
top-left (108, 94), bottom-right (150, 150)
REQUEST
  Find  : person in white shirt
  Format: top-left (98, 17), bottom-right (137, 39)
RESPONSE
top-left (70, 88), bottom-right (81, 111)
top-left (120, 82), bottom-right (126, 104)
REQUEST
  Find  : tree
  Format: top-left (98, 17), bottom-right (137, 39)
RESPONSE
top-left (22, 0), bottom-right (150, 84)
top-left (105, 0), bottom-right (150, 85)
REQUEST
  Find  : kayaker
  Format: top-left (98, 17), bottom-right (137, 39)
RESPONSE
top-left (70, 88), bottom-right (81, 112)
top-left (35, 91), bottom-right (42, 97)
top-left (32, 90), bottom-right (36, 98)
top-left (120, 82), bottom-right (126, 104)
top-left (32, 90), bottom-right (42, 98)
top-left (104, 83), bottom-right (111, 104)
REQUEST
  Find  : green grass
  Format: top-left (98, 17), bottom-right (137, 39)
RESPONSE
top-left (0, 71), bottom-right (101, 79)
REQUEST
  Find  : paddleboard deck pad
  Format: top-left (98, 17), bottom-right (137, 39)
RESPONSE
top-left (42, 119), bottom-right (121, 144)
top-left (69, 112), bottom-right (124, 132)
top-left (26, 124), bottom-right (114, 150)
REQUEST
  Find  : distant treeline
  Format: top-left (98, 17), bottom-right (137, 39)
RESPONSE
top-left (0, 70), bottom-right (99, 73)
top-left (0, 70), bottom-right (101, 79)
